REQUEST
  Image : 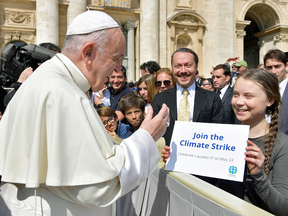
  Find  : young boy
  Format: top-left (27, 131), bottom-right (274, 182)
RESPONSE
top-left (118, 93), bottom-right (146, 133)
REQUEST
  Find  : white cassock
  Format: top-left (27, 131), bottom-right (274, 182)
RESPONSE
top-left (0, 54), bottom-right (160, 216)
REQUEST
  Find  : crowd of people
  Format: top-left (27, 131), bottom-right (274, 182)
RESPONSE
top-left (0, 10), bottom-right (287, 216)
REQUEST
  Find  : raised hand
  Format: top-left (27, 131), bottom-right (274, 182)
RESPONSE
top-left (140, 104), bottom-right (170, 142)
top-left (245, 140), bottom-right (265, 175)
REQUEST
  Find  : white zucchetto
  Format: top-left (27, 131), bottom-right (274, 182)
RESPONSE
top-left (66, 10), bottom-right (119, 36)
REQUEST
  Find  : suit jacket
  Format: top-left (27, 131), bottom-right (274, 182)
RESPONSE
top-left (151, 85), bottom-right (225, 146)
top-left (279, 83), bottom-right (288, 135)
top-left (221, 86), bottom-right (240, 124)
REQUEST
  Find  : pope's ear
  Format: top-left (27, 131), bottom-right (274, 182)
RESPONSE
top-left (81, 42), bottom-right (95, 65)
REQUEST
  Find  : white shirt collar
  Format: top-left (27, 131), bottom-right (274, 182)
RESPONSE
top-left (58, 54), bottom-right (88, 81)
top-left (176, 82), bottom-right (196, 93)
top-left (219, 84), bottom-right (229, 99)
top-left (279, 78), bottom-right (288, 98)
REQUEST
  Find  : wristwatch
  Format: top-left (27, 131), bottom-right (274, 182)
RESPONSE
top-left (95, 103), bottom-right (105, 109)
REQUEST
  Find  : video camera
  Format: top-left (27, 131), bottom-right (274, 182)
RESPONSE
top-left (0, 42), bottom-right (56, 86)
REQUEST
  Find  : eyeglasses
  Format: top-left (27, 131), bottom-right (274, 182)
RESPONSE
top-left (102, 115), bottom-right (116, 127)
top-left (155, 80), bottom-right (171, 87)
top-left (232, 66), bottom-right (236, 68)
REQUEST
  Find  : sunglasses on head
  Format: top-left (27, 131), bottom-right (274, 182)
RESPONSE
top-left (155, 80), bottom-right (171, 87)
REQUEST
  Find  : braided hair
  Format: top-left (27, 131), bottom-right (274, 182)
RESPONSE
top-left (237, 69), bottom-right (281, 175)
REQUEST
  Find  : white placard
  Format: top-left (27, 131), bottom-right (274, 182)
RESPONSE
top-left (165, 121), bottom-right (250, 182)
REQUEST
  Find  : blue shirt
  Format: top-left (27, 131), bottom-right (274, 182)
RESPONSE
top-left (117, 120), bottom-right (132, 139)
top-left (108, 83), bottom-right (135, 111)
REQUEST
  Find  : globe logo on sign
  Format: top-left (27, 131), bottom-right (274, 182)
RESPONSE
top-left (229, 166), bottom-right (237, 174)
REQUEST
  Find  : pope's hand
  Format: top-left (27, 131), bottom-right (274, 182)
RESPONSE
top-left (140, 104), bottom-right (170, 142)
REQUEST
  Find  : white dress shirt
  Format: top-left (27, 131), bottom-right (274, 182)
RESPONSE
top-left (279, 78), bottom-right (288, 98)
top-left (218, 84), bottom-right (229, 100)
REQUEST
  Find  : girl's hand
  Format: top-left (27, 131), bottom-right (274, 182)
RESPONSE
top-left (108, 131), bottom-right (120, 139)
top-left (245, 140), bottom-right (265, 175)
top-left (161, 146), bottom-right (170, 163)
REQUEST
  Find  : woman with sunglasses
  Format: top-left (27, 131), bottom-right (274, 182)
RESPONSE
top-left (155, 68), bottom-right (176, 93)
top-left (97, 107), bottom-right (132, 140)
top-left (136, 74), bottom-right (158, 114)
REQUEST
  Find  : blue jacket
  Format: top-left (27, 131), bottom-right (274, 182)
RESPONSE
top-left (117, 120), bottom-right (132, 139)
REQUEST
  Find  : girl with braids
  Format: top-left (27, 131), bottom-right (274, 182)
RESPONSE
top-left (217, 69), bottom-right (288, 215)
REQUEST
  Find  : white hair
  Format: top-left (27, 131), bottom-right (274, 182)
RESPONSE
top-left (62, 28), bottom-right (118, 56)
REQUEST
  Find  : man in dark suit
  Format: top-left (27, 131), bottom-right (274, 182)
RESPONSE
top-left (151, 48), bottom-right (224, 146)
top-left (212, 64), bottom-right (240, 124)
top-left (264, 49), bottom-right (288, 135)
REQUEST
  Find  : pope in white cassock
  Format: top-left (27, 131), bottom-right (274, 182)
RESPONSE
top-left (0, 11), bottom-right (169, 216)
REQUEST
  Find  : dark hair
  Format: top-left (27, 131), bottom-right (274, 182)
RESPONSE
top-left (97, 107), bottom-right (116, 117)
top-left (264, 49), bottom-right (287, 67)
top-left (203, 78), bottom-right (214, 88)
top-left (128, 82), bottom-right (135, 88)
top-left (118, 93), bottom-right (146, 115)
top-left (171, 48), bottom-right (199, 66)
top-left (213, 64), bottom-right (231, 77)
top-left (39, 42), bottom-right (61, 53)
top-left (140, 62), bottom-right (147, 70)
top-left (237, 69), bottom-right (281, 176)
top-left (121, 65), bottom-right (127, 77)
top-left (146, 61), bottom-right (161, 75)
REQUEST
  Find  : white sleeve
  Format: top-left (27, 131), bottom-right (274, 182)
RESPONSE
top-left (118, 128), bottom-right (160, 196)
top-left (47, 128), bottom-right (160, 207)
top-left (101, 89), bottom-right (111, 107)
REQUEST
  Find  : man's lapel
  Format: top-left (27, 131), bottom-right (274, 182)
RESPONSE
top-left (221, 86), bottom-right (232, 104)
top-left (193, 86), bottom-right (207, 121)
top-left (168, 87), bottom-right (177, 122)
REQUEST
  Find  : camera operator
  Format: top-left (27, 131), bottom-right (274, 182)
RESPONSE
top-left (2, 42), bottom-right (61, 108)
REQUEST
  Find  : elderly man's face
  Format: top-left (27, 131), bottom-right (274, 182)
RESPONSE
top-left (90, 28), bottom-right (126, 92)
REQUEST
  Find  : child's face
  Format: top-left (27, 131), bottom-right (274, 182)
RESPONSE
top-left (138, 82), bottom-right (149, 102)
top-left (125, 106), bottom-right (144, 130)
top-left (100, 115), bottom-right (118, 133)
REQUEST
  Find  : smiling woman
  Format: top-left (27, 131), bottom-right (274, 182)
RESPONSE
top-left (217, 69), bottom-right (288, 216)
